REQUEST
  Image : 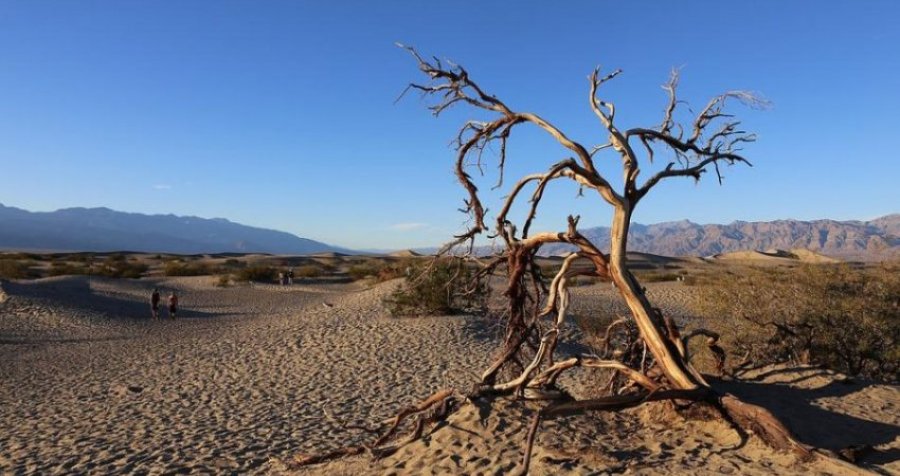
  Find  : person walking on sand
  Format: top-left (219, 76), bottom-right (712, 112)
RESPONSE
top-left (167, 291), bottom-right (179, 320)
top-left (150, 288), bottom-right (161, 320)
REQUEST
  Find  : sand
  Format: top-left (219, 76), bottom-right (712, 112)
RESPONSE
top-left (0, 276), bottom-right (896, 475)
top-left (709, 248), bottom-right (841, 264)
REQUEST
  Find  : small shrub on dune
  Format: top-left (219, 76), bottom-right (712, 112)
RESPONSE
top-left (223, 258), bottom-right (246, 269)
top-left (234, 265), bottom-right (277, 283)
top-left (93, 258), bottom-right (148, 279)
top-left (293, 265), bottom-right (324, 278)
top-left (376, 264), bottom-right (407, 282)
top-left (348, 258), bottom-right (416, 283)
top-left (348, 262), bottom-right (379, 281)
top-left (385, 258), bottom-right (487, 317)
top-left (164, 260), bottom-right (211, 276)
top-left (316, 262), bottom-right (337, 274)
top-left (49, 262), bottom-right (90, 276)
top-left (0, 260), bottom-right (36, 279)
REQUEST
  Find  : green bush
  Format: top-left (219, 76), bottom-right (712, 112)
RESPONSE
top-left (348, 262), bottom-right (379, 281)
top-left (223, 258), bottom-right (246, 269)
top-left (48, 262), bottom-right (90, 276)
top-left (94, 259), bottom-right (148, 279)
top-left (385, 259), bottom-right (487, 317)
top-left (348, 259), bottom-right (414, 283)
top-left (688, 263), bottom-right (899, 381)
top-left (294, 264), bottom-right (324, 278)
top-left (164, 261), bottom-right (211, 276)
top-left (234, 265), bottom-right (277, 283)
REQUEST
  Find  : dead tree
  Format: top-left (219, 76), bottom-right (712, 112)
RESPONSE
top-left (291, 47), bottom-right (859, 474)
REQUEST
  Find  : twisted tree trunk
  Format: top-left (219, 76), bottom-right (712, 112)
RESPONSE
top-left (609, 204), bottom-right (703, 390)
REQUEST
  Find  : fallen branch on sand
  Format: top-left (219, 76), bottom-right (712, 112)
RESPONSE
top-left (291, 388), bottom-right (457, 467)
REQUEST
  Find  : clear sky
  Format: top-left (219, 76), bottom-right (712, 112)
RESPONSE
top-left (1, 1), bottom-right (897, 250)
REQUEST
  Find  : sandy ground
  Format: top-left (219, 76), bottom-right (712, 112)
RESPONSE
top-left (0, 276), bottom-right (897, 475)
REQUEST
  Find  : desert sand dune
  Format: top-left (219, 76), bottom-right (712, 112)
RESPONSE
top-left (710, 248), bottom-right (841, 264)
top-left (0, 276), bottom-right (497, 474)
top-left (0, 276), bottom-right (896, 475)
top-left (389, 250), bottom-right (424, 258)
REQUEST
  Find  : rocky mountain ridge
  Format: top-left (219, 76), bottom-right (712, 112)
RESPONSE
top-left (539, 215), bottom-right (899, 261)
top-left (0, 204), bottom-right (351, 255)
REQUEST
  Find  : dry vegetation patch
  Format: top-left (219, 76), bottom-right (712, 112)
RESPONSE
top-left (686, 263), bottom-right (899, 381)
top-left (384, 258), bottom-right (487, 317)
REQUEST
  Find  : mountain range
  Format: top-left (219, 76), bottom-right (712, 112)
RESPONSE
top-left (0, 204), bottom-right (350, 255)
top-left (1, 203), bottom-right (897, 260)
top-left (538, 215), bottom-right (899, 261)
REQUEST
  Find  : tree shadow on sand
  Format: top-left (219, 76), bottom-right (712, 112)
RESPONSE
top-left (456, 314), bottom-right (503, 344)
top-left (712, 368), bottom-right (899, 472)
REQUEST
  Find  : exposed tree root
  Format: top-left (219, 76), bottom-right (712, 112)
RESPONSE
top-left (372, 388), bottom-right (454, 447)
top-left (288, 388), bottom-right (457, 469)
top-left (716, 393), bottom-right (812, 460)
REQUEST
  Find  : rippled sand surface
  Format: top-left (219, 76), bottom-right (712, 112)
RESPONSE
top-left (1, 277), bottom-right (896, 475)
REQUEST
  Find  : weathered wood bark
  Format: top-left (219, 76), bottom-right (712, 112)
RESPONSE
top-left (608, 205), bottom-right (703, 390)
top-left (717, 393), bottom-right (813, 460)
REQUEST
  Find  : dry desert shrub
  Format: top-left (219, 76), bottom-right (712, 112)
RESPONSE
top-left (0, 258), bottom-right (36, 279)
top-left (163, 260), bottom-right (211, 276)
top-left (48, 261), bottom-right (90, 276)
top-left (93, 254), bottom-right (149, 279)
top-left (293, 264), bottom-right (324, 278)
top-left (634, 270), bottom-right (684, 283)
top-left (688, 263), bottom-right (899, 381)
top-left (347, 258), bottom-right (412, 282)
top-left (222, 258), bottom-right (246, 268)
top-left (234, 265), bottom-right (278, 283)
top-left (347, 261), bottom-right (381, 281)
top-left (384, 258), bottom-right (487, 317)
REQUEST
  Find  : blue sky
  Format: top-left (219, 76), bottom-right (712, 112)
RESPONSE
top-left (0, 1), bottom-right (897, 249)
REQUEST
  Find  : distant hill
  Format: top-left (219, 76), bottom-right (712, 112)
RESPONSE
top-left (538, 215), bottom-right (899, 261)
top-left (0, 204), bottom-right (354, 255)
top-left (389, 249), bottom-right (423, 258)
top-left (709, 248), bottom-right (841, 264)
